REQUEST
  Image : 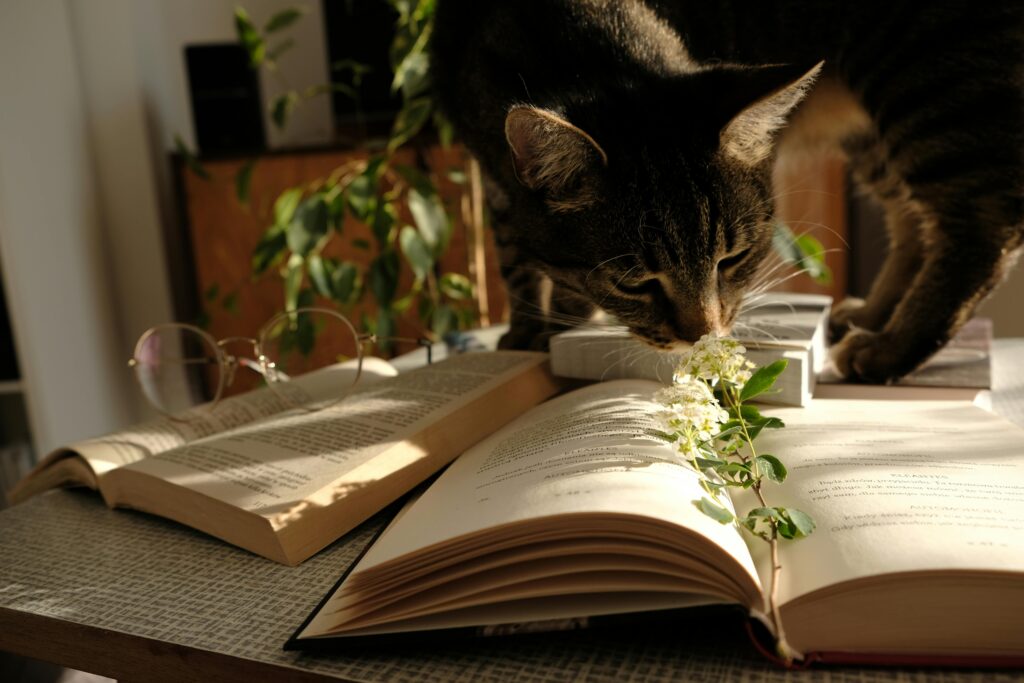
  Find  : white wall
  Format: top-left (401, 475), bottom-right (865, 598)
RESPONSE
top-left (133, 0), bottom-right (332, 152)
top-left (0, 1), bottom-right (135, 451)
top-left (0, 0), bottom-right (332, 452)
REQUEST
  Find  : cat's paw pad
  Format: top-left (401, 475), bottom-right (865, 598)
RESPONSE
top-left (829, 329), bottom-right (904, 384)
top-left (828, 297), bottom-right (868, 342)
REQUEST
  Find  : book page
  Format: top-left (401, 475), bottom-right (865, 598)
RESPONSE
top-left (65, 358), bottom-right (396, 477)
top-left (351, 380), bottom-right (762, 596)
top-left (733, 399), bottom-right (1024, 605)
top-left (117, 352), bottom-right (550, 517)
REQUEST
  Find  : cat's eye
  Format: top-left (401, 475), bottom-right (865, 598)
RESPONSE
top-left (615, 277), bottom-right (662, 298)
top-left (717, 248), bottom-right (750, 272)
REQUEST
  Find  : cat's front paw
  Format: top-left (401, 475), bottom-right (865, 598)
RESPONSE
top-left (829, 329), bottom-right (906, 384)
top-left (828, 297), bottom-right (867, 342)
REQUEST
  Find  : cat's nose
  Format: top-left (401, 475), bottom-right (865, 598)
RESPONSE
top-left (670, 299), bottom-right (723, 341)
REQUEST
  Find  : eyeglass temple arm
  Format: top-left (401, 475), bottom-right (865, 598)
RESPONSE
top-left (363, 334), bottom-right (434, 365)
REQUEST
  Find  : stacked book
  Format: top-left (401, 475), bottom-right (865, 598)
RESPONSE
top-left (550, 293), bottom-right (832, 406)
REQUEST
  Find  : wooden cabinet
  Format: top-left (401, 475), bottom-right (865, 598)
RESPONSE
top-left (172, 144), bottom-right (508, 393)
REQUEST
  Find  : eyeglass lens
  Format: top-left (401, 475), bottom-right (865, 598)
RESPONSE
top-left (133, 325), bottom-right (221, 415)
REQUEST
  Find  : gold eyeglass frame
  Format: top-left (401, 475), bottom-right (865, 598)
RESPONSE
top-left (128, 307), bottom-right (432, 419)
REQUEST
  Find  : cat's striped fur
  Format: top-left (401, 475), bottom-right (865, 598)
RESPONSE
top-left (432, 0), bottom-right (1024, 382)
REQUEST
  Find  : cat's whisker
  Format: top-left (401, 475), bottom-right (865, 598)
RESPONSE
top-left (783, 221), bottom-right (851, 249)
top-left (585, 253), bottom-right (637, 286)
top-left (597, 264), bottom-right (642, 308)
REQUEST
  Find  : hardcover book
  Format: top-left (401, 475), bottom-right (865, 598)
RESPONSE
top-left (549, 293), bottom-right (831, 406)
top-left (290, 379), bottom-right (1024, 665)
top-left (8, 352), bottom-right (562, 565)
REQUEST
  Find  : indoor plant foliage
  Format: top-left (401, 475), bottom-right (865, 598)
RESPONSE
top-left (238, 1), bottom-right (477, 346)
top-left (655, 335), bottom-right (815, 660)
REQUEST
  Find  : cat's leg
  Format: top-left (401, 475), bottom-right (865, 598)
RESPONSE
top-left (482, 174), bottom-right (550, 350)
top-left (496, 263), bottom-right (595, 350)
top-left (831, 134), bottom-right (926, 341)
top-left (830, 203), bottom-right (924, 341)
top-left (832, 227), bottom-right (1019, 382)
top-left (496, 259), bottom-right (549, 350)
top-left (832, 113), bottom-right (1024, 381)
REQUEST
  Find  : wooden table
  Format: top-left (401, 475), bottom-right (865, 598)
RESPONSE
top-left (2, 341), bottom-right (1024, 683)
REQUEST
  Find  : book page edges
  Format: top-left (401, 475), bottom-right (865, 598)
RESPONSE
top-left (98, 467), bottom-right (288, 564)
top-left (271, 361), bottom-right (566, 565)
top-left (6, 449), bottom-right (99, 505)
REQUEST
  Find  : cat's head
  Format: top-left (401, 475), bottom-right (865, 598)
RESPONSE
top-left (503, 62), bottom-right (821, 348)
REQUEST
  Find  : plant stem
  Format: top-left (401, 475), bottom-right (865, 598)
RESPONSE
top-left (724, 387), bottom-right (792, 662)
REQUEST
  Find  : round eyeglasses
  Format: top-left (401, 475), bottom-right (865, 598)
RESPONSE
top-left (128, 307), bottom-right (430, 419)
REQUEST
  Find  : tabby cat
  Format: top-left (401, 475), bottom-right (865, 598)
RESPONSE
top-left (431, 0), bottom-right (1024, 382)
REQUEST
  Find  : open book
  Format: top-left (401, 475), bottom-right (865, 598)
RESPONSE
top-left (549, 293), bottom-right (831, 406)
top-left (8, 352), bottom-right (562, 566)
top-left (290, 379), bottom-right (1024, 665)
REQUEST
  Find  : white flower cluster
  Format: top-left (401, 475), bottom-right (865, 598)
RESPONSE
top-left (677, 334), bottom-right (756, 388)
top-left (654, 374), bottom-right (729, 458)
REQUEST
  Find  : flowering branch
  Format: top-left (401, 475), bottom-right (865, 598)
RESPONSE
top-left (653, 335), bottom-right (815, 662)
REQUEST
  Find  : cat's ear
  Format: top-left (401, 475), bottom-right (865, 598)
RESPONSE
top-left (716, 61), bottom-right (823, 166)
top-left (505, 106), bottom-right (608, 211)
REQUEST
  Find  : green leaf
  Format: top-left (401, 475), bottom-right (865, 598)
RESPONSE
top-left (729, 404), bottom-right (762, 422)
top-left (346, 176), bottom-right (375, 221)
top-left (376, 307), bottom-right (397, 353)
top-left (393, 50), bottom-right (430, 99)
top-left (740, 508), bottom-right (777, 540)
top-left (408, 187), bottom-right (449, 255)
top-left (174, 135), bottom-right (210, 180)
top-left (400, 225), bottom-right (433, 281)
top-left (331, 59), bottom-right (373, 86)
top-left (369, 251), bottom-right (399, 306)
top-left (694, 456), bottom-right (725, 470)
top-left (388, 96), bottom-right (432, 151)
top-left (446, 169), bottom-right (467, 185)
top-left (252, 225), bottom-right (287, 275)
top-left (772, 222), bottom-right (832, 285)
top-left (264, 7), bottom-right (304, 33)
top-left (371, 201), bottom-right (397, 246)
top-left (307, 255), bottom-right (333, 299)
top-left (284, 253), bottom-right (304, 312)
top-left (439, 272), bottom-right (473, 300)
top-left (377, 308), bottom-right (396, 338)
top-left (274, 187), bottom-right (303, 226)
top-left (392, 291), bottom-right (416, 313)
top-left (271, 92), bottom-right (300, 130)
top-left (434, 109), bottom-right (455, 148)
top-left (793, 233), bottom-right (832, 285)
top-left (286, 195), bottom-right (329, 256)
top-left (331, 261), bottom-right (360, 305)
top-left (740, 359), bottom-right (789, 402)
top-left (696, 497), bottom-right (735, 525)
top-left (352, 238), bottom-right (371, 251)
top-left (714, 425), bottom-right (745, 442)
top-left (346, 157), bottom-right (385, 221)
top-left (267, 38), bottom-right (295, 62)
top-left (204, 283), bottom-right (220, 302)
top-left (780, 508), bottom-right (816, 539)
top-left (221, 291), bottom-right (239, 315)
top-left (394, 163), bottom-right (434, 197)
top-left (431, 303), bottom-right (458, 337)
top-left (755, 416), bottom-right (786, 430)
top-left (235, 159), bottom-right (256, 206)
top-left (755, 454), bottom-right (788, 483)
top-left (234, 7), bottom-right (264, 67)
